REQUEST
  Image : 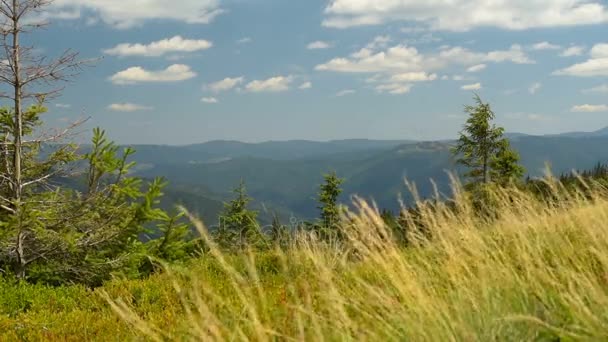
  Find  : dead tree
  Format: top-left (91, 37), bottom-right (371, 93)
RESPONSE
top-left (0, 0), bottom-right (88, 278)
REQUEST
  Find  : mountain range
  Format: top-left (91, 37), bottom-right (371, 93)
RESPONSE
top-left (125, 127), bottom-right (608, 225)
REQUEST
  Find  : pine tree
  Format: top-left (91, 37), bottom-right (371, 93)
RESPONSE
top-left (216, 181), bottom-right (263, 250)
top-left (452, 95), bottom-right (525, 188)
top-left (491, 139), bottom-right (525, 186)
top-left (316, 171), bottom-right (345, 240)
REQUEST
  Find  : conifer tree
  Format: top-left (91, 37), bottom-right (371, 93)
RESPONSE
top-left (452, 95), bottom-right (525, 188)
top-left (216, 181), bottom-right (263, 250)
top-left (316, 171), bottom-right (345, 240)
top-left (491, 139), bottom-right (525, 186)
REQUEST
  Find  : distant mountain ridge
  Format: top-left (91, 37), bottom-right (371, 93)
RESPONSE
top-left (127, 131), bottom-right (608, 221)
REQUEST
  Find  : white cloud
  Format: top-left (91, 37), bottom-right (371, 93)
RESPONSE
top-left (554, 43), bottom-right (608, 77)
top-left (299, 82), bottom-right (312, 89)
top-left (375, 83), bottom-right (413, 95)
top-left (49, 0), bottom-right (224, 28)
top-left (528, 82), bottom-right (542, 94)
top-left (237, 37), bottom-right (252, 44)
top-left (506, 112), bottom-right (550, 121)
top-left (201, 97), bottom-right (218, 104)
top-left (103, 36), bottom-right (212, 57)
top-left (307, 41), bottom-right (332, 49)
top-left (366, 72), bottom-right (434, 94)
top-left (531, 41), bottom-right (561, 50)
top-left (389, 72), bottom-right (437, 82)
top-left (335, 89), bottom-right (356, 97)
top-left (366, 35), bottom-right (391, 50)
top-left (316, 42), bottom-right (533, 75)
top-left (453, 44), bottom-right (533, 64)
top-left (207, 77), bottom-right (245, 92)
top-left (55, 103), bottom-right (72, 108)
top-left (560, 46), bottom-right (585, 57)
top-left (467, 64), bottom-right (487, 73)
top-left (582, 84), bottom-right (608, 94)
top-left (453, 75), bottom-right (474, 81)
top-left (461, 83), bottom-right (482, 90)
top-left (108, 103), bottom-right (153, 112)
top-left (109, 64), bottom-right (197, 85)
top-left (316, 45), bottom-right (428, 73)
top-left (314, 38), bottom-right (534, 94)
top-left (245, 76), bottom-right (293, 93)
top-left (323, 0), bottom-right (608, 31)
top-left (591, 44), bottom-right (608, 58)
top-left (571, 104), bottom-right (608, 112)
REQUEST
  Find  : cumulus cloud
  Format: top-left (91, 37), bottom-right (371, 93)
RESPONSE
top-left (307, 41), bottom-right (332, 49)
top-left (316, 45), bottom-right (428, 73)
top-left (582, 84), bottom-right (608, 94)
top-left (103, 36), bottom-right (212, 57)
top-left (571, 104), bottom-right (608, 112)
top-left (108, 103), bottom-right (153, 112)
top-left (366, 72), bottom-right (435, 94)
top-left (505, 112), bottom-right (550, 121)
top-left (49, 0), bottom-right (224, 28)
top-left (528, 82), bottom-right (542, 94)
top-left (237, 37), bottom-right (252, 44)
top-left (531, 41), bottom-right (561, 50)
top-left (322, 0), bottom-right (608, 31)
top-left (201, 97), bottom-right (218, 103)
top-left (467, 64), bottom-right (487, 73)
top-left (554, 43), bottom-right (608, 76)
top-left (315, 38), bottom-right (533, 94)
top-left (440, 45), bottom-right (534, 65)
top-left (299, 82), bottom-right (312, 89)
top-left (245, 76), bottom-right (293, 93)
top-left (335, 89), bottom-right (356, 97)
top-left (207, 77), bottom-right (245, 92)
top-left (366, 36), bottom-right (392, 49)
top-left (375, 83), bottom-right (412, 95)
top-left (389, 72), bottom-right (437, 82)
top-left (109, 64), bottom-right (197, 85)
top-left (316, 42), bottom-right (532, 75)
top-left (560, 46), bottom-right (585, 57)
top-left (461, 83), bottom-right (482, 90)
top-left (453, 75), bottom-right (474, 81)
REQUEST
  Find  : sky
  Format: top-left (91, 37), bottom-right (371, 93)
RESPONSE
top-left (20, 0), bottom-right (608, 144)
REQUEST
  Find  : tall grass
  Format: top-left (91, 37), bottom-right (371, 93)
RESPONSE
top-left (106, 180), bottom-right (608, 341)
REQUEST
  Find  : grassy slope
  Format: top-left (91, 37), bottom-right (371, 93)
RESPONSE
top-left (2, 185), bottom-right (608, 340)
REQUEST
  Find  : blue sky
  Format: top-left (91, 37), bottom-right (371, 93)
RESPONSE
top-left (27, 0), bottom-right (608, 144)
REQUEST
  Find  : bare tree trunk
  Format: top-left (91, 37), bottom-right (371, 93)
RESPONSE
top-left (11, 0), bottom-right (21, 207)
top-left (10, 0), bottom-right (25, 280)
top-left (16, 229), bottom-right (25, 278)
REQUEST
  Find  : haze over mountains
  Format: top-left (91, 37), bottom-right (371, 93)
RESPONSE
top-left (123, 127), bottom-right (608, 224)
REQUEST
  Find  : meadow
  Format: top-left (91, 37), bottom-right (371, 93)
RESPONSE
top-left (1, 181), bottom-right (608, 341)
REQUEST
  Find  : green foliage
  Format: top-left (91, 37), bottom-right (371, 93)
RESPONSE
top-left (314, 171), bottom-right (345, 240)
top-left (148, 212), bottom-right (196, 262)
top-left (216, 181), bottom-right (265, 250)
top-left (491, 139), bottom-right (526, 186)
top-left (452, 95), bottom-right (525, 189)
top-left (0, 126), bottom-right (196, 286)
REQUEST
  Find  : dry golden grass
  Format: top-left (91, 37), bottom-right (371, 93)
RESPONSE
top-left (104, 181), bottom-right (608, 341)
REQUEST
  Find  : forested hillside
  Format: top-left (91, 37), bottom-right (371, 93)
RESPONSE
top-left (134, 132), bottom-right (608, 219)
